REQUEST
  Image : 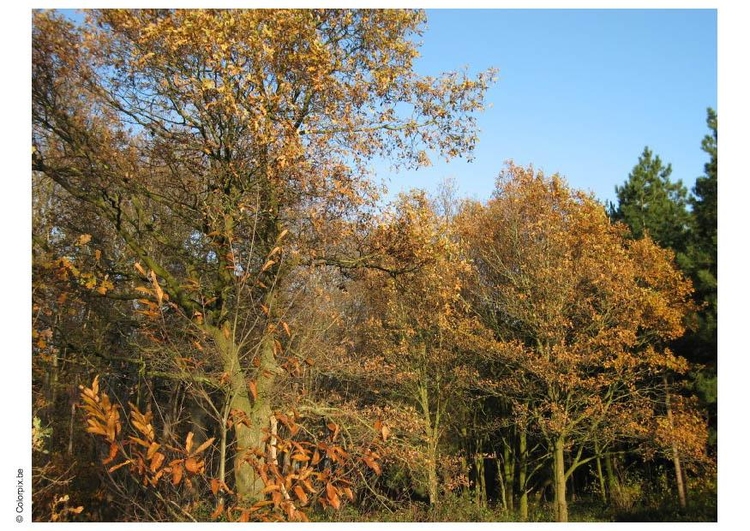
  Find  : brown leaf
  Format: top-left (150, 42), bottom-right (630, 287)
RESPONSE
top-left (149, 270), bottom-right (164, 305)
top-left (261, 259), bottom-right (275, 273)
top-left (146, 441), bottom-right (160, 460)
top-left (103, 442), bottom-right (118, 465)
top-left (171, 464), bottom-right (183, 486)
top-left (210, 500), bottom-right (224, 520)
top-left (303, 478), bottom-right (316, 494)
top-left (293, 484), bottom-right (309, 505)
top-left (86, 423), bottom-right (108, 438)
top-left (363, 456), bottom-right (381, 475)
top-left (150, 452), bottom-right (165, 472)
top-left (184, 457), bottom-right (201, 474)
top-left (185, 431), bottom-right (194, 454)
top-left (107, 459), bottom-right (132, 473)
top-left (128, 436), bottom-right (151, 448)
top-left (327, 483), bottom-right (341, 509)
top-left (134, 262), bottom-right (147, 277)
top-left (192, 437), bottom-right (216, 457)
top-left (311, 449), bottom-right (321, 466)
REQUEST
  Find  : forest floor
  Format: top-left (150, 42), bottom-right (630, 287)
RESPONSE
top-left (310, 491), bottom-right (718, 523)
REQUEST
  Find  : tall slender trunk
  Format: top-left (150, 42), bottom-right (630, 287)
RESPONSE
top-left (518, 428), bottom-right (528, 521)
top-left (474, 449), bottom-right (486, 508)
top-left (418, 382), bottom-right (439, 505)
top-left (594, 440), bottom-right (607, 504)
top-left (496, 455), bottom-right (508, 513)
top-left (553, 436), bottom-right (568, 522)
top-left (503, 439), bottom-right (516, 511)
top-left (664, 376), bottom-right (687, 508)
top-left (426, 434), bottom-right (439, 505)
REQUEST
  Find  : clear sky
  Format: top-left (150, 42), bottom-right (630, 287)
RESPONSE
top-left (381, 8), bottom-right (717, 206)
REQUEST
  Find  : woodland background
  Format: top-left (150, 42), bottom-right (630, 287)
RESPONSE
top-left (30, 9), bottom-right (716, 522)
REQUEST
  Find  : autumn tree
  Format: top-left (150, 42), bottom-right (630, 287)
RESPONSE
top-left (32, 7), bottom-right (494, 512)
top-left (340, 191), bottom-right (489, 506)
top-left (32, 166), bottom-right (145, 520)
top-left (458, 164), bottom-right (697, 522)
top-left (610, 110), bottom-right (718, 498)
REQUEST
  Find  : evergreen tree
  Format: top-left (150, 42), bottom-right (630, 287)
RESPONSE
top-left (688, 107), bottom-right (718, 357)
top-left (610, 146), bottom-right (692, 256)
top-left (611, 110), bottom-right (718, 451)
top-left (684, 108), bottom-right (718, 446)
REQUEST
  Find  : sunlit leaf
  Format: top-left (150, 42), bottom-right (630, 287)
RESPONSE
top-left (210, 500), bottom-right (224, 520)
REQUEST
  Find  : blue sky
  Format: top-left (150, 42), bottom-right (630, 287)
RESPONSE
top-left (382, 9), bottom-right (717, 206)
top-left (37, 7), bottom-right (717, 208)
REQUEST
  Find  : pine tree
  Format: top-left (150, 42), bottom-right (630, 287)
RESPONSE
top-left (683, 108), bottom-right (718, 447)
top-left (610, 147), bottom-right (692, 256)
top-left (689, 108), bottom-right (718, 352)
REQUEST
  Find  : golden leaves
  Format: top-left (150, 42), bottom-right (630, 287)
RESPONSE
top-left (260, 259), bottom-right (276, 273)
top-left (80, 376), bottom-right (217, 494)
top-left (79, 376), bottom-right (121, 443)
top-left (455, 163), bottom-right (698, 450)
top-left (41, 7), bottom-right (496, 522)
top-left (362, 449), bottom-right (382, 476)
top-left (325, 482), bottom-right (341, 509)
top-left (149, 270), bottom-right (164, 306)
top-left (134, 262), bottom-right (147, 277)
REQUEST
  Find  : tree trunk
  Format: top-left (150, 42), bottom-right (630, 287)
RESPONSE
top-left (594, 441), bottom-right (607, 504)
top-left (474, 450), bottom-right (486, 508)
top-left (496, 455), bottom-right (507, 512)
top-left (217, 398), bottom-right (230, 506)
top-left (426, 437), bottom-right (439, 506)
top-left (211, 324), bottom-right (276, 503)
top-left (664, 376), bottom-right (687, 509)
top-left (418, 383), bottom-right (439, 505)
top-left (605, 452), bottom-right (620, 505)
top-left (518, 429), bottom-right (528, 521)
top-left (553, 436), bottom-right (568, 522)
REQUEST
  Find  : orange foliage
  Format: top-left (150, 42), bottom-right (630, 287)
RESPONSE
top-left (457, 163), bottom-right (698, 448)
